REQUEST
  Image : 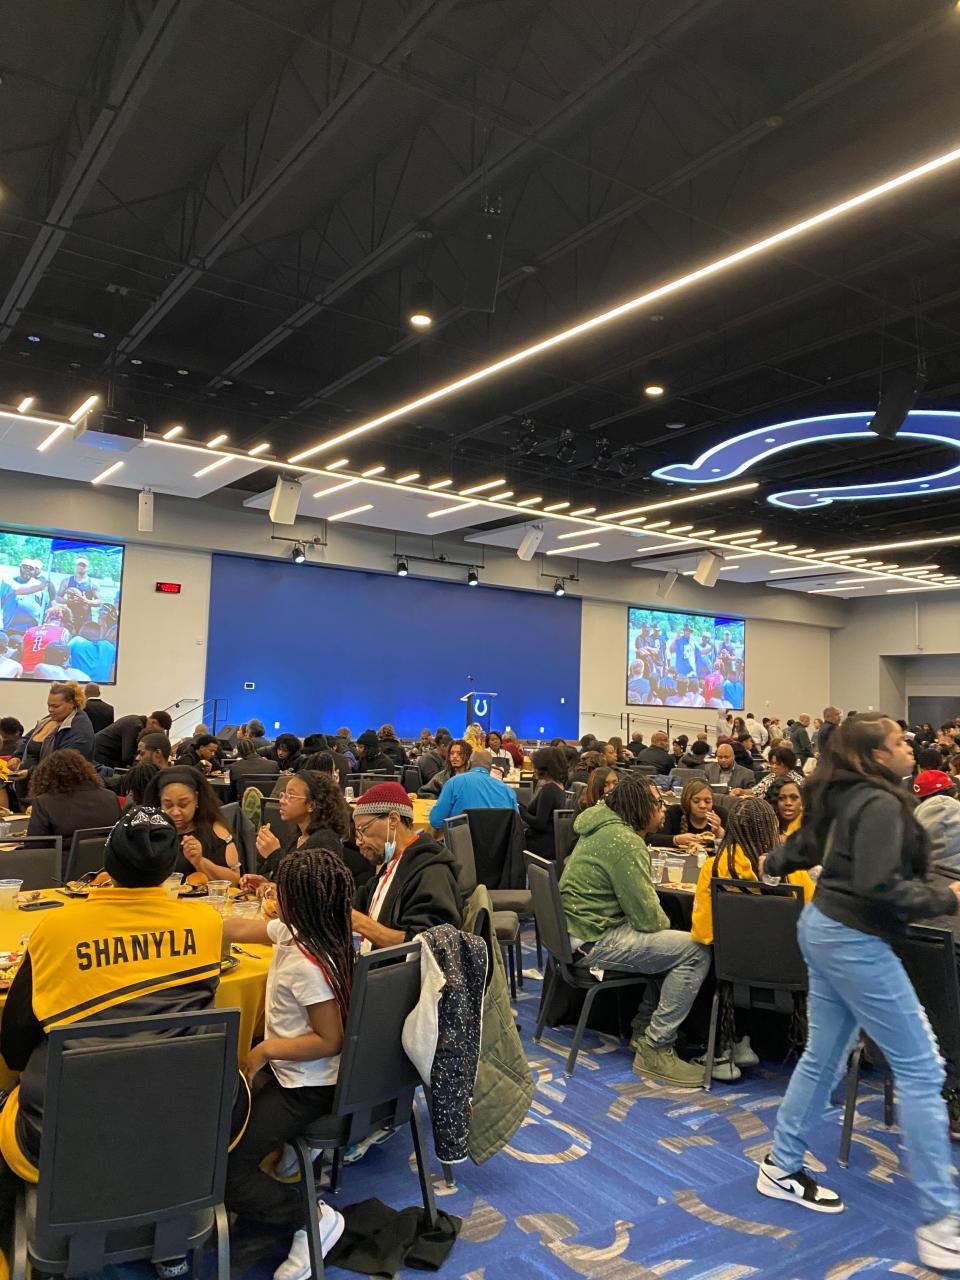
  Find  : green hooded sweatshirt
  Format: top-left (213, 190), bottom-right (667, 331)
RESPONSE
top-left (559, 802), bottom-right (669, 942)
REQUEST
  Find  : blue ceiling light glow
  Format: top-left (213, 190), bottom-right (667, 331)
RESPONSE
top-left (651, 411), bottom-right (960, 509)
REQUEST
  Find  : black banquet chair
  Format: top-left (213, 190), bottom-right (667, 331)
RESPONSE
top-left (63, 827), bottom-right (112, 883)
top-left (0, 837), bottom-right (62, 891)
top-left (444, 816), bottom-right (523, 997)
top-left (13, 1008), bottom-right (239, 1280)
top-left (553, 808), bottom-right (577, 875)
top-left (288, 943), bottom-right (438, 1279)
top-left (525, 851), bottom-right (650, 1076)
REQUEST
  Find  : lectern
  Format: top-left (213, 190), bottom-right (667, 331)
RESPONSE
top-left (460, 691), bottom-right (497, 732)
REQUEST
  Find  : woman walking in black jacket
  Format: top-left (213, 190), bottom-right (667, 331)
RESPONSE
top-left (757, 714), bottom-right (960, 1271)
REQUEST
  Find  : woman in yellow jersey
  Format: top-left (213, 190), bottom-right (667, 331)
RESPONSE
top-left (691, 797), bottom-right (815, 1080)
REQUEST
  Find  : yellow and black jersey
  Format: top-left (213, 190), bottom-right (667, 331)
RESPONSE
top-left (0, 888), bottom-right (223, 1179)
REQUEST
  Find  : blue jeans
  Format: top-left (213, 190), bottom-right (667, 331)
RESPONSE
top-left (772, 904), bottom-right (959, 1223)
top-left (578, 925), bottom-right (711, 1048)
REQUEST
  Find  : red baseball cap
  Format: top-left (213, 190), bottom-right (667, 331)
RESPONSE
top-left (913, 770), bottom-right (955, 799)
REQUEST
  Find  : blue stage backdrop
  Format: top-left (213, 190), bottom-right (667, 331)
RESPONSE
top-left (205, 554), bottom-right (581, 738)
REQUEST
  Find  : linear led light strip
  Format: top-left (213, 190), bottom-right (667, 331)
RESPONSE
top-left (146, 435), bottom-right (947, 589)
top-left (287, 139), bottom-right (960, 464)
top-left (36, 394), bottom-right (100, 452)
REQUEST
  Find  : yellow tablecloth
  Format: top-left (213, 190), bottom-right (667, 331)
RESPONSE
top-left (0, 891), bottom-right (271, 1090)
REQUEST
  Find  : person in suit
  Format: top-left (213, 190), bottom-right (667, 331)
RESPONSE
top-left (82, 683), bottom-right (114, 734)
top-left (94, 711), bottom-right (172, 768)
top-left (703, 742), bottom-right (756, 793)
top-left (26, 748), bottom-right (120, 842)
top-left (229, 738), bottom-right (280, 801)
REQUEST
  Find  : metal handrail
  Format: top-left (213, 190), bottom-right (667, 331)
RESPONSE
top-left (163, 696), bottom-right (228, 735)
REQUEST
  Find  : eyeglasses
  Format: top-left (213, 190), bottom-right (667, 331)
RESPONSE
top-left (354, 818), bottom-right (382, 839)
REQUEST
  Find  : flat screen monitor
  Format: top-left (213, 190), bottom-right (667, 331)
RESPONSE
top-left (0, 529), bottom-right (124, 684)
top-left (626, 606), bottom-right (745, 709)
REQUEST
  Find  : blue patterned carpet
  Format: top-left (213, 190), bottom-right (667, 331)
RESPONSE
top-left (226, 927), bottom-right (954, 1280)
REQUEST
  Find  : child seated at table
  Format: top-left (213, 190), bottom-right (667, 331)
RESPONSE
top-left (223, 846), bottom-right (354, 1280)
top-left (690, 798), bottom-right (815, 1079)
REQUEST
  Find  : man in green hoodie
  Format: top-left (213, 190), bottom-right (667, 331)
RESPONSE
top-left (559, 771), bottom-right (710, 1087)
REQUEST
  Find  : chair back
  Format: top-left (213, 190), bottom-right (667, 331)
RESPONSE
top-left (401, 765), bottom-right (423, 793)
top-left (331, 942), bottom-right (424, 1121)
top-left (219, 802), bottom-right (258, 874)
top-left (443, 815), bottom-right (478, 896)
top-left (350, 773), bottom-right (398, 796)
top-left (673, 767), bottom-right (707, 784)
top-left (515, 780), bottom-right (534, 808)
top-left (35, 1009), bottom-right (239, 1274)
top-left (894, 925), bottom-right (960, 1071)
top-left (258, 797), bottom-right (297, 850)
top-left (634, 763), bottom-right (657, 776)
top-left (710, 878), bottom-right (807, 991)
top-left (570, 781), bottom-right (587, 802)
top-left (553, 808), bottom-right (577, 874)
top-left (524, 851), bottom-right (574, 966)
top-left (464, 808), bottom-right (525, 890)
top-left (0, 837), bottom-right (62, 889)
top-left (64, 827), bottom-right (112, 882)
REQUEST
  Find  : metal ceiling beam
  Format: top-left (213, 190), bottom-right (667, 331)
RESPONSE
top-left (0, 0), bottom-right (198, 346)
top-left (204, 0), bottom-right (726, 387)
top-left (112, 0), bottom-right (457, 363)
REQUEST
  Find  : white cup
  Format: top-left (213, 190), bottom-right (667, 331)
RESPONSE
top-left (163, 876), bottom-right (182, 900)
top-left (0, 880), bottom-right (23, 909)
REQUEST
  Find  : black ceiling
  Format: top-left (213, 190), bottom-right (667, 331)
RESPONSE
top-left (4, 0), bottom-right (960, 567)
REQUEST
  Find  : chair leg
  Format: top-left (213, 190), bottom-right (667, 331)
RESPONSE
top-left (566, 985), bottom-right (601, 1076)
top-left (515, 936), bottom-right (523, 989)
top-left (214, 1202), bottom-right (230, 1280)
top-left (294, 1137), bottom-right (325, 1280)
top-left (410, 1101), bottom-right (439, 1229)
top-left (838, 1042), bottom-right (864, 1167)
top-left (12, 1188), bottom-right (26, 1280)
top-left (534, 918), bottom-right (543, 969)
top-left (702, 988), bottom-right (721, 1092)
top-left (535, 959), bottom-right (556, 1042)
top-left (503, 943), bottom-right (516, 999)
top-left (883, 1068), bottom-right (895, 1128)
top-left (441, 1161), bottom-right (456, 1188)
top-left (328, 1146), bottom-right (342, 1195)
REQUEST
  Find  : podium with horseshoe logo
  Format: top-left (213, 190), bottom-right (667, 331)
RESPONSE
top-left (461, 691), bottom-right (497, 732)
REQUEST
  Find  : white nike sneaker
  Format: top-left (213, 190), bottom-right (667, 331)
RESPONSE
top-left (273, 1203), bottom-right (345, 1280)
top-left (733, 1036), bottom-right (759, 1067)
top-left (917, 1213), bottom-right (960, 1271)
top-left (756, 1154), bottom-right (844, 1214)
top-left (275, 1142), bottom-right (324, 1180)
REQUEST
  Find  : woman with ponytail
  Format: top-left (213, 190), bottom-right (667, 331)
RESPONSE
top-left (757, 714), bottom-right (960, 1272)
top-left (223, 846), bottom-right (354, 1277)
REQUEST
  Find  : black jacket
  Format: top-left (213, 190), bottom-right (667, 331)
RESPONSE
top-left (816, 720), bottom-right (839, 756)
top-left (84, 698), bottom-right (114, 734)
top-left (521, 782), bottom-right (568, 860)
top-left (27, 785), bottom-right (121, 843)
top-left (354, 749), bottom-right (395, 775)
top-left (39, 711), bottom-right (96, 764)
top-left (418, 748), bottom-right (445, 783)
top-left (634, 745), bottom-right (672, 773)
top-left (94, 715), bottom-right (146, 768)
top-left (354, 833), bottom-right (462, 939)
top-left (378, 738), bottom-right (408, 766)
top-left (767, 774), bottom-right (957, 941)
top-left (228, 755), bottom-right (279, 801)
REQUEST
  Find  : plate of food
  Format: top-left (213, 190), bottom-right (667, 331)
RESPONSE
top-left (179, 871), bottom-right (209, 897)
top-left (0, 950), bottom-right (23, 989)
top-left (60, 871), bottom-right (113, 898)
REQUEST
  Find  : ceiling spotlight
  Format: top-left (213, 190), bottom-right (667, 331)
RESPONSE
top-left (27, 335), bottom-right (40, 343)
top-left (617, 448), bottom-right (642, 479)
top-left (397, 559), bottom-right (409, 577)
top-left (130, 358), bottom-right (143, 366)
top-left (467, 567), bottom-right (479, 587)
top-left (407, 280), bottom-right (434, 329)
top-left (514, 417), bottom-right (539, 456)
top-left (291, 543), bottom-right (307, 564)
top-left (665, 421), bottom-right (686, 431)
top-left (177, 368), bottom-right (190, 376)
top-left (556, 430), bottom-right (576, 464)
top-left (92, 330), bottom-right (106, 340)
top-left (553, 579), bottom-right (565, 597)
top-left (644, 383), bottom-right (666, 397)
top-left (594, 436), bottom-right (613, 467)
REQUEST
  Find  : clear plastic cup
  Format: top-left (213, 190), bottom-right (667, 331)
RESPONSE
top-left (650, 856), bottom-right (665, 885)
top-left (0, 879), bottom-right (23, 909)
top-left (207, 880), bottom-right (231, 913)
top-left (231, 899), bottom-right (261, 920)
top-left (665, 857), bottom-right (685, 885)
top-left (344, 786), bottom-right (355, 802)
top-left (163, 875), bottom-right (182, 900)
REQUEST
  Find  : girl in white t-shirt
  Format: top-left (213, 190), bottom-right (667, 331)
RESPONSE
top-left (223, 847), bottom-right (354, 1280)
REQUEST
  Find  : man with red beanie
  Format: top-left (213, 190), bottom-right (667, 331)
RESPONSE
top-left (351, 782), bottom-right (461, 953)
top-left (913, 770), bottom-right (960, 872)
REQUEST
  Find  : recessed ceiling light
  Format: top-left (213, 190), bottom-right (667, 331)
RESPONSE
top-left (92, 330), bottom-right (106, 340)
top-left (264, 389), bottom-right (275, 396)
top-left (665, 422), bottom-right (685, 430)
top-left (130, 358), bottom-right (143, 365)
top-left (327, 503), bottom-right (374, 522)
top-left (37, 425), bottom-right (71, 452)
top-left (177, 368), bottom-right (189, 376)
top-left (644, 383), bottom-right (665, 397)
top-left (312, 479), bottom-right (359, 499)
top-left (27, 335), bottom-right (40, 343)
top-left (718, 565), bottom-right (742, 572)
top-left (545, 542), bottom-right (601, 555)
top-left (91, 460), bottom-right (124, 484)
top-left (194, 456), bottom-right (232, 478)
top-left (427, 501), bottom-right (479, 519)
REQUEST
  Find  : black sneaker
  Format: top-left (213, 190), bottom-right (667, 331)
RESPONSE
top-left (756, 1154), bottom-right (844, 1214)
top-left (945, 1088), bottom-right (960, 1142)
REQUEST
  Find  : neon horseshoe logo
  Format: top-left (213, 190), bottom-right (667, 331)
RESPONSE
top-left (651, 410), bottom-right (960, 509)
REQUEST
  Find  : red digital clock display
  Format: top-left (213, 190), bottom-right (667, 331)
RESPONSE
top-left (155, 581), bottom-right (182, 594)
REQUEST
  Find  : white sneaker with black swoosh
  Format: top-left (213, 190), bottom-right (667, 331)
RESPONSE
top-left (916, 1213), bottom-right (960, 1271)
top-left (756, 1155), bottom-right (844, 1213)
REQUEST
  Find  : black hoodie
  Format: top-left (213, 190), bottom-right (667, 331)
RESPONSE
top-left (767, 771), bottom-right (957, 940)
top-left (353, 832), bottom-right (462, 940)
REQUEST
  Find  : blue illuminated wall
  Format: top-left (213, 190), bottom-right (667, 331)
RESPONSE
top-left (204, 554), bottom-right (581, 738)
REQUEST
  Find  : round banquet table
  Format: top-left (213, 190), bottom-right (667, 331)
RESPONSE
top-left (0, 890), bottom-right (271, 1091)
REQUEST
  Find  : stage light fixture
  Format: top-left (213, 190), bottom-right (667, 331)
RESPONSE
top-left (553, 579), bottom-right (565, 597)
top-left (397, 559), bottom-right (409, 577)
top-left (407, 280), bottom-right (434, 329)
top-left (556, 430), bottom-right (576, 464)
top-left (467, 567), bottom-right (479, 587)
top-left (594, 436), bottom-right (613, 467)
top-left (291, 543), bottom-right (306, 564)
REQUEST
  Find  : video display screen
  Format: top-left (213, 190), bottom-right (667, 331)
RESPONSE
top-left (627, 606), bottom-right (745, 709)
top-left (0, 529), bottom-right (124, 683)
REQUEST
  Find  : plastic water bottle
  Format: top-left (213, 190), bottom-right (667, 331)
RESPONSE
top-left (344, 786), bottom-right (355, 803)
top-left (0, 820), bottom-right (9, 839)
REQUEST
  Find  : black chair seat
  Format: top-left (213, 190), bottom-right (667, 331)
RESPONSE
top-left (492, 909), bottom-right (520, 941)
top-left (489, 888), bottom-right (532, 914)
top-left (25, 1193), bottom-right (217, 1270)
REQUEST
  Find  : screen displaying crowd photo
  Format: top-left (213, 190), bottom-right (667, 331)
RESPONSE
top-left (626, 606), bottom-right (745, 709)
top-left (0, 530), bottom-right (124, 683)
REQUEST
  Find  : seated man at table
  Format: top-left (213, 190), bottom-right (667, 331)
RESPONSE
top-left (560, 771), bottom-right (710, 1088)
top-left (176, 732), bottom-right (222, 774)
top-left (137, 731), bottom-right (173, 769)
top-left (428, 748), bottom-right (519, 829)
top-left (0, 806), bottom-right (223, 1182)
top-left (633, 731), bottom-right (673, 775)
top-left (703, 742), bottom-right (756, 793)
top-left (351, 782), bottom-right (461, 953)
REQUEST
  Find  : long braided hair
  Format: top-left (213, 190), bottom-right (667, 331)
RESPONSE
top-left (276, 846), bottom-right (354, 1028)
top-left (713, 796), bottom-right (779, 880)
top-left (604, 770), bottom-right (662, 835)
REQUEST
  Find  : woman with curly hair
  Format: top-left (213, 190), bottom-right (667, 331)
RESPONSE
top-left (27, 747), bottom-right (120, 841)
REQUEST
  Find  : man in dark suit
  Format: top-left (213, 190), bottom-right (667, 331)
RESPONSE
top-left (83, 683), bottom-right (114, 734)
top-left (94, 711), bottom-right (172, 768)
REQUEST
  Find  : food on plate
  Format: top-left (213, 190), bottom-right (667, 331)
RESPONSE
top-left (185, 870), bottom-right (208, 888)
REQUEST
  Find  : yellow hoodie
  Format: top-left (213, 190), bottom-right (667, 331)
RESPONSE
top-left (691, 845), bottom-right (814, 945)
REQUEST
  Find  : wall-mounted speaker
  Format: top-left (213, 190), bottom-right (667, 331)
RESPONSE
top-left (517, 524), bottom-right (545, 561)
top-left (693, 552), bottom-right (723, 588)
top-left (269, 477), bottom-right (302, 525)
top-left (656, 570), bottom-right (679, 599)
top-left (138, 489), bottom-right (154, 533)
